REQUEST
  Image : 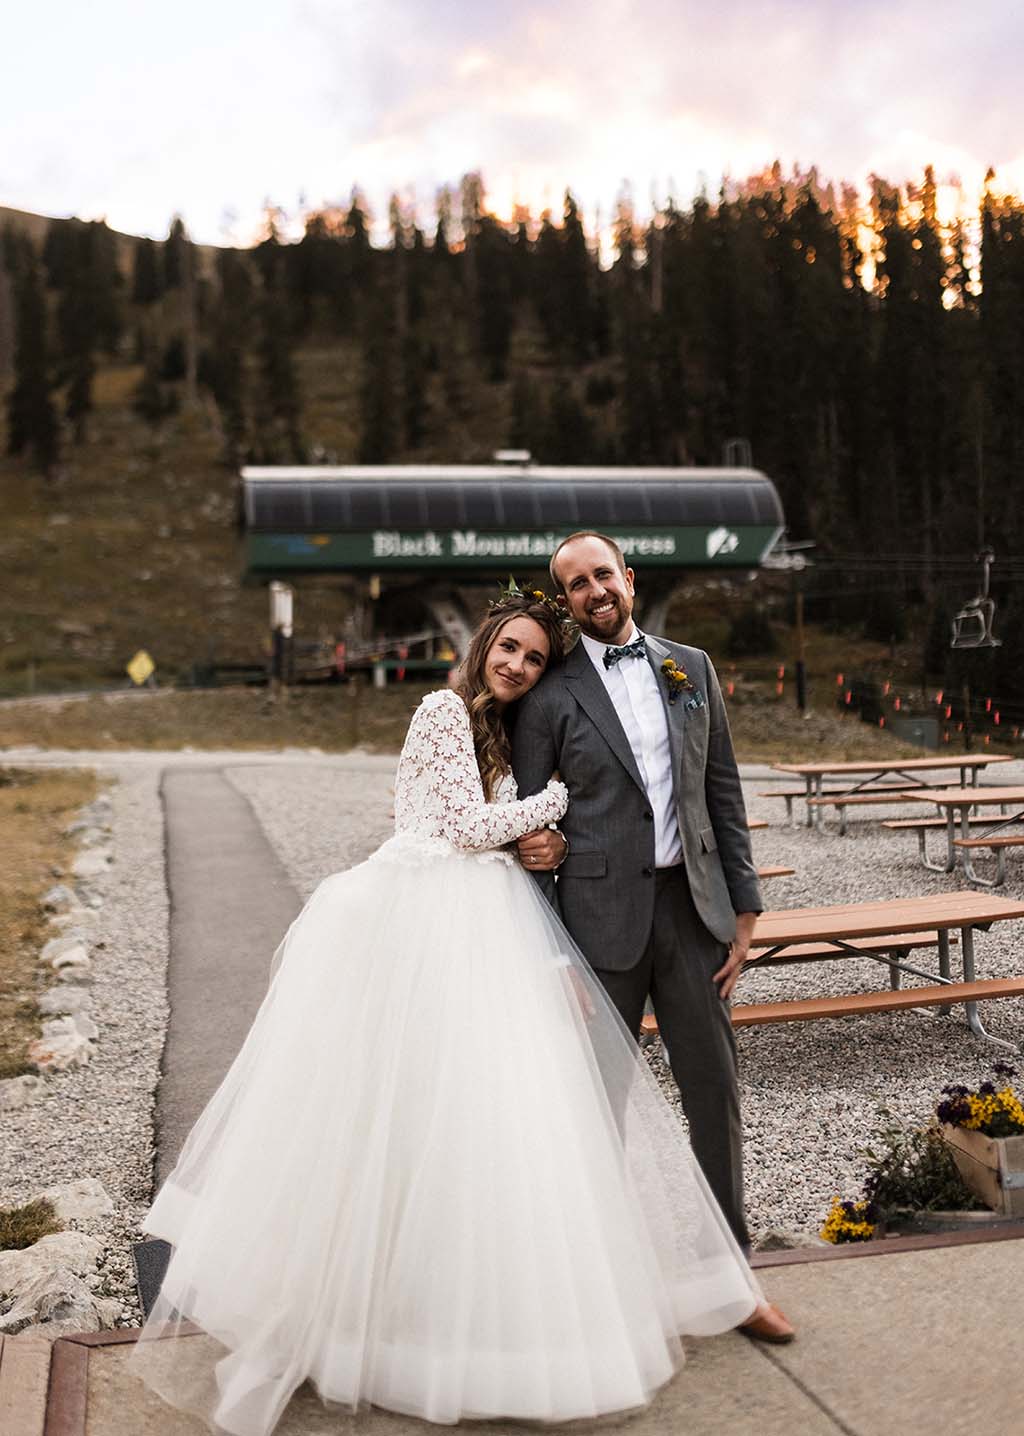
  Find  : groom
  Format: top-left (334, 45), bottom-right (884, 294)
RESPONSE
top-left (511, 531), bottom-right (793, 1343)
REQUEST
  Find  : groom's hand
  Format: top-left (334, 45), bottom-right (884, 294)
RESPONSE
top-left (713, 911), bottom-right (758, 1000)
top-left (517, 828), bottom-right (566, 871)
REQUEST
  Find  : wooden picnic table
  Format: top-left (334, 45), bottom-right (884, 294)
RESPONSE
top-left (906, 786), bottom-right (1024, 885)
top-left (769, 754), bottom-right (1014, 829)
top-left (742, 891), bottom-right (1024, 1046)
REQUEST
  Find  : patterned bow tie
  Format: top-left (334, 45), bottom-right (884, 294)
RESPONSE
top-left (603, 635), bottom-right (647, 669)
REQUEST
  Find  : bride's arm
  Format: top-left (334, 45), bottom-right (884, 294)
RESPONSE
top-left (404, 691), bottom-right (567, 852)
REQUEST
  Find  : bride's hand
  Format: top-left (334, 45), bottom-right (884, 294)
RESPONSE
top-left (517, 827), bottom-right (566, 870)
top-left (566, 966), bottom-right (596, 1019)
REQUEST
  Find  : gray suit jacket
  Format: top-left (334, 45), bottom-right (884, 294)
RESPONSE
top-left (511, 635), bottom-right (762, 970)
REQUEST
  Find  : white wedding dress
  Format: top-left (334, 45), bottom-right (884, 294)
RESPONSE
top-left (131, 689), bottom-right (759, 1434)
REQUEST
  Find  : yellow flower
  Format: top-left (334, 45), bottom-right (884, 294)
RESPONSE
top-left (820, 1196), bottom-right (876, 1244)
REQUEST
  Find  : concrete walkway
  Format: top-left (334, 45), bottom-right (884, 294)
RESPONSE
top-left (157, 768), bottom-right (303, 1185)
top-left (6, 1232), bottom-right (1024, 1435)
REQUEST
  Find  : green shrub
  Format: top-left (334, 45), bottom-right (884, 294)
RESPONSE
top-left (860, 1111), bottom-right (983, 1221)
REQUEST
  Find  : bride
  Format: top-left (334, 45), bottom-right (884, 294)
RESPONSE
top-left (131, 588), bottom-right (762, 1435)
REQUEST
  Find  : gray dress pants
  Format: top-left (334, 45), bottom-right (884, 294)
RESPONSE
top-left (589, 865), bottom-right (751, 1252)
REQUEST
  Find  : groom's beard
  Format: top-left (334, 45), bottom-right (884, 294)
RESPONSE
top-left (579, 593), bottom-right (631, 641)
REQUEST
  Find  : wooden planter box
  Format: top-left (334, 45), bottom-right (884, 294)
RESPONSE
top-left (941, 1124), bottom-right (1024, 1217)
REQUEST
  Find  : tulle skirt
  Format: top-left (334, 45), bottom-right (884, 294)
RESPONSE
top-left (130, 837), bottom-right (759, 1433)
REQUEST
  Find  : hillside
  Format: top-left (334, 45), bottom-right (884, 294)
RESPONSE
top-left (4, 189), bottom-right (1024, 745)
top-left (0, 328), bottom-right (575, 694)
top-left (0, 332), bottom-right (929, 702)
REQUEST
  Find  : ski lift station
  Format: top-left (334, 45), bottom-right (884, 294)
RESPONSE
top-left (240, 457), bottom-right (786, 660)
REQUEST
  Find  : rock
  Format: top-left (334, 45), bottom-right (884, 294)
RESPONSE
top-left (34, 1179), bottom-right (114, 1225)
top-left (47, 911), bottom-right (86, 932)
top-left (64, 820), bottom-right (109, 841)
top-left (0, 1074), bottom-right (47, 1111)
top-left (56, 966), bottom-right (93, 986)
top-left (93, 1297), bottom-right (121, 1328)
top-left (80, 798), bottom-right (113, 826)
top-left (70, 1012), bottom-right (99, 1041)
top-left (47, 943), bottom-right (90, 974)
top-left (0, 1268), bottom-right (102, 1339)
top-left (27, 1023), bottom-right (94, 1073)
top-left (753, 1227), bottom-right (827, 1252)
top-left (40, 933), bottom-right (87, 965)
top-left (86, 895), bottom-right (103, 910)
top-left (37, 987), bottom-right (91, 1017)
top-left (41, 1016), bottom-right (77, 1040)
top-left (0, 1232), bottom-right (103, 1293)
top-left (41, 885), bottom-right (77, 914)
top-left (72, 851), bottom-right (112, 880)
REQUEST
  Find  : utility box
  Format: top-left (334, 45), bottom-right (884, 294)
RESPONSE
top-left (888, 715), bottom-right (940, 750)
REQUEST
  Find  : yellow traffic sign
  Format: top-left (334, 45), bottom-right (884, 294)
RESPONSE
top-left (127, 650), bottom-right (155, 685)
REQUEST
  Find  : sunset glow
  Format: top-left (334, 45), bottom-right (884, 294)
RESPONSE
top-left (2, 0), bottom-right (1023, 247)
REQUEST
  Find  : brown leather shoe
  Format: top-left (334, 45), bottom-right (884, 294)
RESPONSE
top-left (739, 1301), bottom-right (796, 1345)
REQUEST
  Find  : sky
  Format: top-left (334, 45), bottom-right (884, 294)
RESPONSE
top-left (4, 0), bottom-right (1024, 247)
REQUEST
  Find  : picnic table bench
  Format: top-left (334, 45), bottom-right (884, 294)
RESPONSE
top-left (640, 892), bottom-right (1024, 1048)
top-left (765, 755), bottom-right (1013, 829)
top-left (905, 786), bottom-right (1024, 886)
top-left (882, 815), bottom-right (1008, 868)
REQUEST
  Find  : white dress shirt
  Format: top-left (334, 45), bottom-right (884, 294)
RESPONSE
top-left (579, 628), bottom-right (683, 868)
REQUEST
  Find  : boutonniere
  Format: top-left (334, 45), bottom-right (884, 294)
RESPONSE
top-left (661, 657), bottom-right (694, 705)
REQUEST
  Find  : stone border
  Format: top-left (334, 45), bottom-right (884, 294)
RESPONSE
top-left (750, 1216), bottom-right (1024, 1267)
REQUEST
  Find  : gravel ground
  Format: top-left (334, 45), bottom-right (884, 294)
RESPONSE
top-left (3, 743), bottom-right (1024, 1332)
top-left (0, 763), bottom-right (170, 1326)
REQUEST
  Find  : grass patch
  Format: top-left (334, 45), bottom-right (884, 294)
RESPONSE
top-left (727, 686), bottom-right (924, 763)
top-left (0, 767), bottom-right (98, 1078)
top-left (0, 683), bottom-right (426, 754)
top-left (0, 679), bottom-right (926, 764)
top-left (0, 1198), bottom-right (62, 1251)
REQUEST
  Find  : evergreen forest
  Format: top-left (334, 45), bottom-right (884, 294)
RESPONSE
top-left (4, 165), bottom-right (1024, 712)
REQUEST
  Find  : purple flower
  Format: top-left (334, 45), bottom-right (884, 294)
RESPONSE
top-left (937, 1094), bottom-right (971, 1126)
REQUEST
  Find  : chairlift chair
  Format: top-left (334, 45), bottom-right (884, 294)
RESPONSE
top-left (951, 597), bottom-right (1001, 649)
top-left (951, 548), bottom-right (1002, 649)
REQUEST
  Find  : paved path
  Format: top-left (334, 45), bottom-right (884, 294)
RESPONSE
top-left (157, 768), bottom-right (304, 1186)
top-left (7, 1234), bottom-right (1024, 1435)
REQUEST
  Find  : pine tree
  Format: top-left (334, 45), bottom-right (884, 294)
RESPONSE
top-left (252, 280), bottom-right (303, 463)
top-left (6, 239), bottom-right (59, 475)
top-left (36, 218), bottom-right (122, 443)
top-left (133, 335), bottom-right (169, 425)
top-left (474, 215), bottom-right (513, 381)
top-left (561, 190), bottom-right (593, 361)
top-left (508, 371), bottom-right (542, 451)
top-left (163, 217), bottom-right (188, 290)
top-left (358, 284), bottom-right (397, 462)
top-left (401, 329), bottom-right (427, 448)
top-left (205, 249), bottom-right (252, 462)
top-left (132, 237), bottom-right (163, 305)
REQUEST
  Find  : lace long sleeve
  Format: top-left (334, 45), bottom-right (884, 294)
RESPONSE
top-left (395, 690), bottom-right (567, 853)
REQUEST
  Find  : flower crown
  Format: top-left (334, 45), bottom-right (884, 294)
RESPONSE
top-left (489, 576), bottom-right (572, 626)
